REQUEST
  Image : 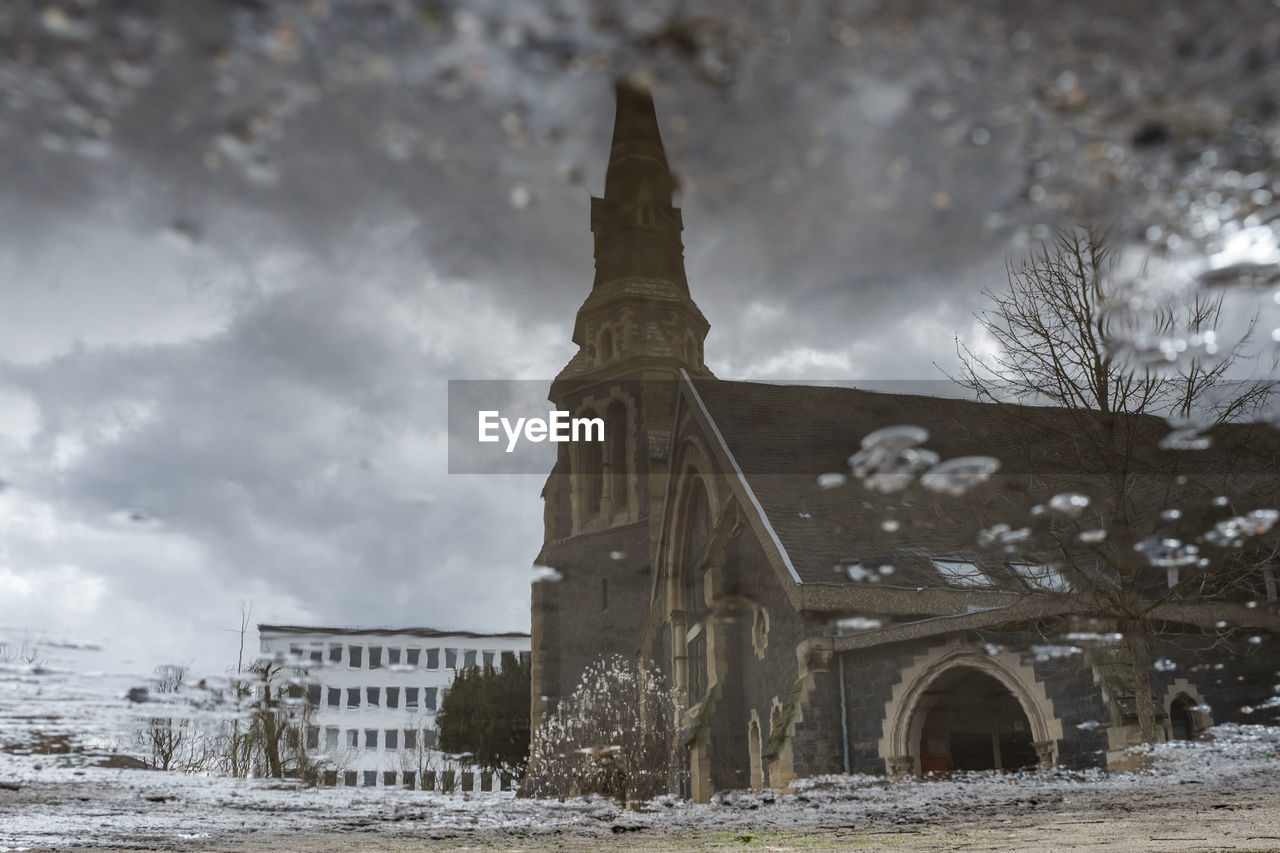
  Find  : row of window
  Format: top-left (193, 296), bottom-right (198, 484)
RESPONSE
top-left (298, 684), bottom-right (447, 712)
top-left (306, 726), bottom-right (437, 752)
top-left (287, 644), bottom-right (528, 671)
top-left (318, 768), bottom-right (508, 791)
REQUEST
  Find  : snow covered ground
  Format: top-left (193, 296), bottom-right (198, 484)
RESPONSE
top-left (2, 724), bottom-right (1278, 851)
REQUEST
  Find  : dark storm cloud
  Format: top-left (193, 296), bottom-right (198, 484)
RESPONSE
top-left (1, 208), bottom-right (554, 666)
top-left (1, 0), bottom-right (1275, 668)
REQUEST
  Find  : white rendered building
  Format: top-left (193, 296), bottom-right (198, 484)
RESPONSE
top-left (257, 624), bottom-right (530, 790)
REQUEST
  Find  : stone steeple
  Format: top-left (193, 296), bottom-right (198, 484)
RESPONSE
top-left (556, 81), bottom-right (710, 385)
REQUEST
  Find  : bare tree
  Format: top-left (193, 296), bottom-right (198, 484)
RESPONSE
top-left (138, 664), bottom-right (190, 771)
top-left (398, 714), bottom-right (442, 790)
top-left (949, 226), bottom-right (1280, 742)
top-left (216, 601), bottom-right (256, 777)
top-left (0, 637), bottom-right (43, 667)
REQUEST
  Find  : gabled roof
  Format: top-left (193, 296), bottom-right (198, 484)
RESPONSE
top-left (681, 375), bottom-right (1280, 593)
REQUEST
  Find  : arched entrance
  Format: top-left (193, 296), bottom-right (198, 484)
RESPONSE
top-left (1169, 694), bottom-right (1196, 741)
top-left (1161, 679), bottom-right (1212, 742)
top-left (913, 668), bottom-right (1038, 774)
top-left (879, 645), bottom-right (1064, 777)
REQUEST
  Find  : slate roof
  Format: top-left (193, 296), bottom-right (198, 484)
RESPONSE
top-left (686, 378), bottom-right (1280, 591)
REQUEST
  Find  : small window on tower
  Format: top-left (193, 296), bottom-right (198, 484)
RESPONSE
top-left (636, 186), bottom-right (656, 226)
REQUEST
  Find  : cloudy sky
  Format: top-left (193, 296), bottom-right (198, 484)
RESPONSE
top-left (0, 0), bottom-right (1276, 676)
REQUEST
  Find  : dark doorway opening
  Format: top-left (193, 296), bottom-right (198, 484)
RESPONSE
top-left (915, 667), bottom-right (1038, 775)
top-left (1169, 695), bottom-right (1197, 740)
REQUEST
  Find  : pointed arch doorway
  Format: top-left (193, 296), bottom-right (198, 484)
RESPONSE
top-left (914, 668), bottom-right (1038, 774)
top-left (880, 647), bottom-right (1064, 777)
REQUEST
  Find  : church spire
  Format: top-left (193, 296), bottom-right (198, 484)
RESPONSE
top-left (558, 81), bottom-right (709, 377)
top-left (590, 81), bottom-right (689, 295)
top-left (602, 81), bottom-right (673, 201)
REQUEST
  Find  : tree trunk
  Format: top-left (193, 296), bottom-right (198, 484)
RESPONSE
top-left (1123, 622), bottom-right (1161, 743)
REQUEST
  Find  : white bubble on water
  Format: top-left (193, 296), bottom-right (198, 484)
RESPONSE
top-left (835, 616), bottom-right (883, 633)
top-left (1032, 644), bottom-right (1083, 661)
top-left (920, 456), bottom-right (1000, 496)
top-left (847, 425), bottom-right (936, 494)
top-left (1134, 537), bottom-right (1199, 568)
top-left (817, 472), bottom-right (848, 489)
top-left (1048, 492), bottom-right (1091, 517)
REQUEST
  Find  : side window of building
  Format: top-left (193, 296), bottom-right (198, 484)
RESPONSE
top-left (463, 650), bottom-right (477, 668)
top-left (348, 645), bottom-right (363, 668)
top-left (346, 729), bottom-right (358, 748)
top-left (405, 648), bottom-right (420, 667)
top-left (387, 648), bottom-right (401, 666)
top-left (385, 729), bottom-right (398, 750)
top-left (307, 685), bottom-right (321, 708)
top-left (347, 687), bottom-right (360, 709)
top-left (425, 648), bottom-right (439, 669)
top-left (309, 647), bottom-right (323, 664)
top-left (445, 648), bottom-right (458, 669)
top-left (368, 646), bottom-right (382, 669)
top-left (305, 726), bottom-right (319, 750)
top-left (424, 687), bottom-right (437, 711)
top-left (405, 687), bottom-right (419, 710)
top-left (482, 650), bottom-right (495, 668)
top-left (366, 687), bottom-right (380, 708)
top-left (364, 729), bottom-right (378, 750)
top-left (404, 729), bottom-right (417, 750)
top-left (328, 643), bottom-right (343, 664)
top-left (423, 729), bottom-right (437, 749)
top-left (327, 687), bottom-right (340, 709)
top-left (386, 687), bottom-right (400, 709)
top-left (325, 727), bottom-right (339, 750)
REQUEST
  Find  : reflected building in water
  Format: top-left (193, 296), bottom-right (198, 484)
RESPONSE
top-left (531, 83), bottom-right (1279, 801)
top-left (259, 624), bottom-right (529, 791)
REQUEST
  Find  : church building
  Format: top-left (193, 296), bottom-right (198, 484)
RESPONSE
top-left (531, 83), bottom-right (1280, 801)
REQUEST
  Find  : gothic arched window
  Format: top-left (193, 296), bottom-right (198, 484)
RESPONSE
top-left (680, 476), bottom-right (712, 700)
top-left (577, 407), bottom-right (604, 522)
top-left (606, 400), bottom-right (629, 515)
top-left (636, 185), bottom-right (656, 226)
top-left (598, 328), bottom-right (614, 364)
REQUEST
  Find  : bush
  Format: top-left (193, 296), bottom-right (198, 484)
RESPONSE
top-left (523, 654), bottom-right (680, 804)
top-left (437, 651), bottom-right (531, 779)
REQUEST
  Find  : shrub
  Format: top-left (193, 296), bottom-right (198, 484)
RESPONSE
top-left (524, 654), bottom-right (680, 804)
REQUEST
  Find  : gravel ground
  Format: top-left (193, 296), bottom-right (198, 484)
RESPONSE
top-left (3, 725), bottom-right (1279, 852)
